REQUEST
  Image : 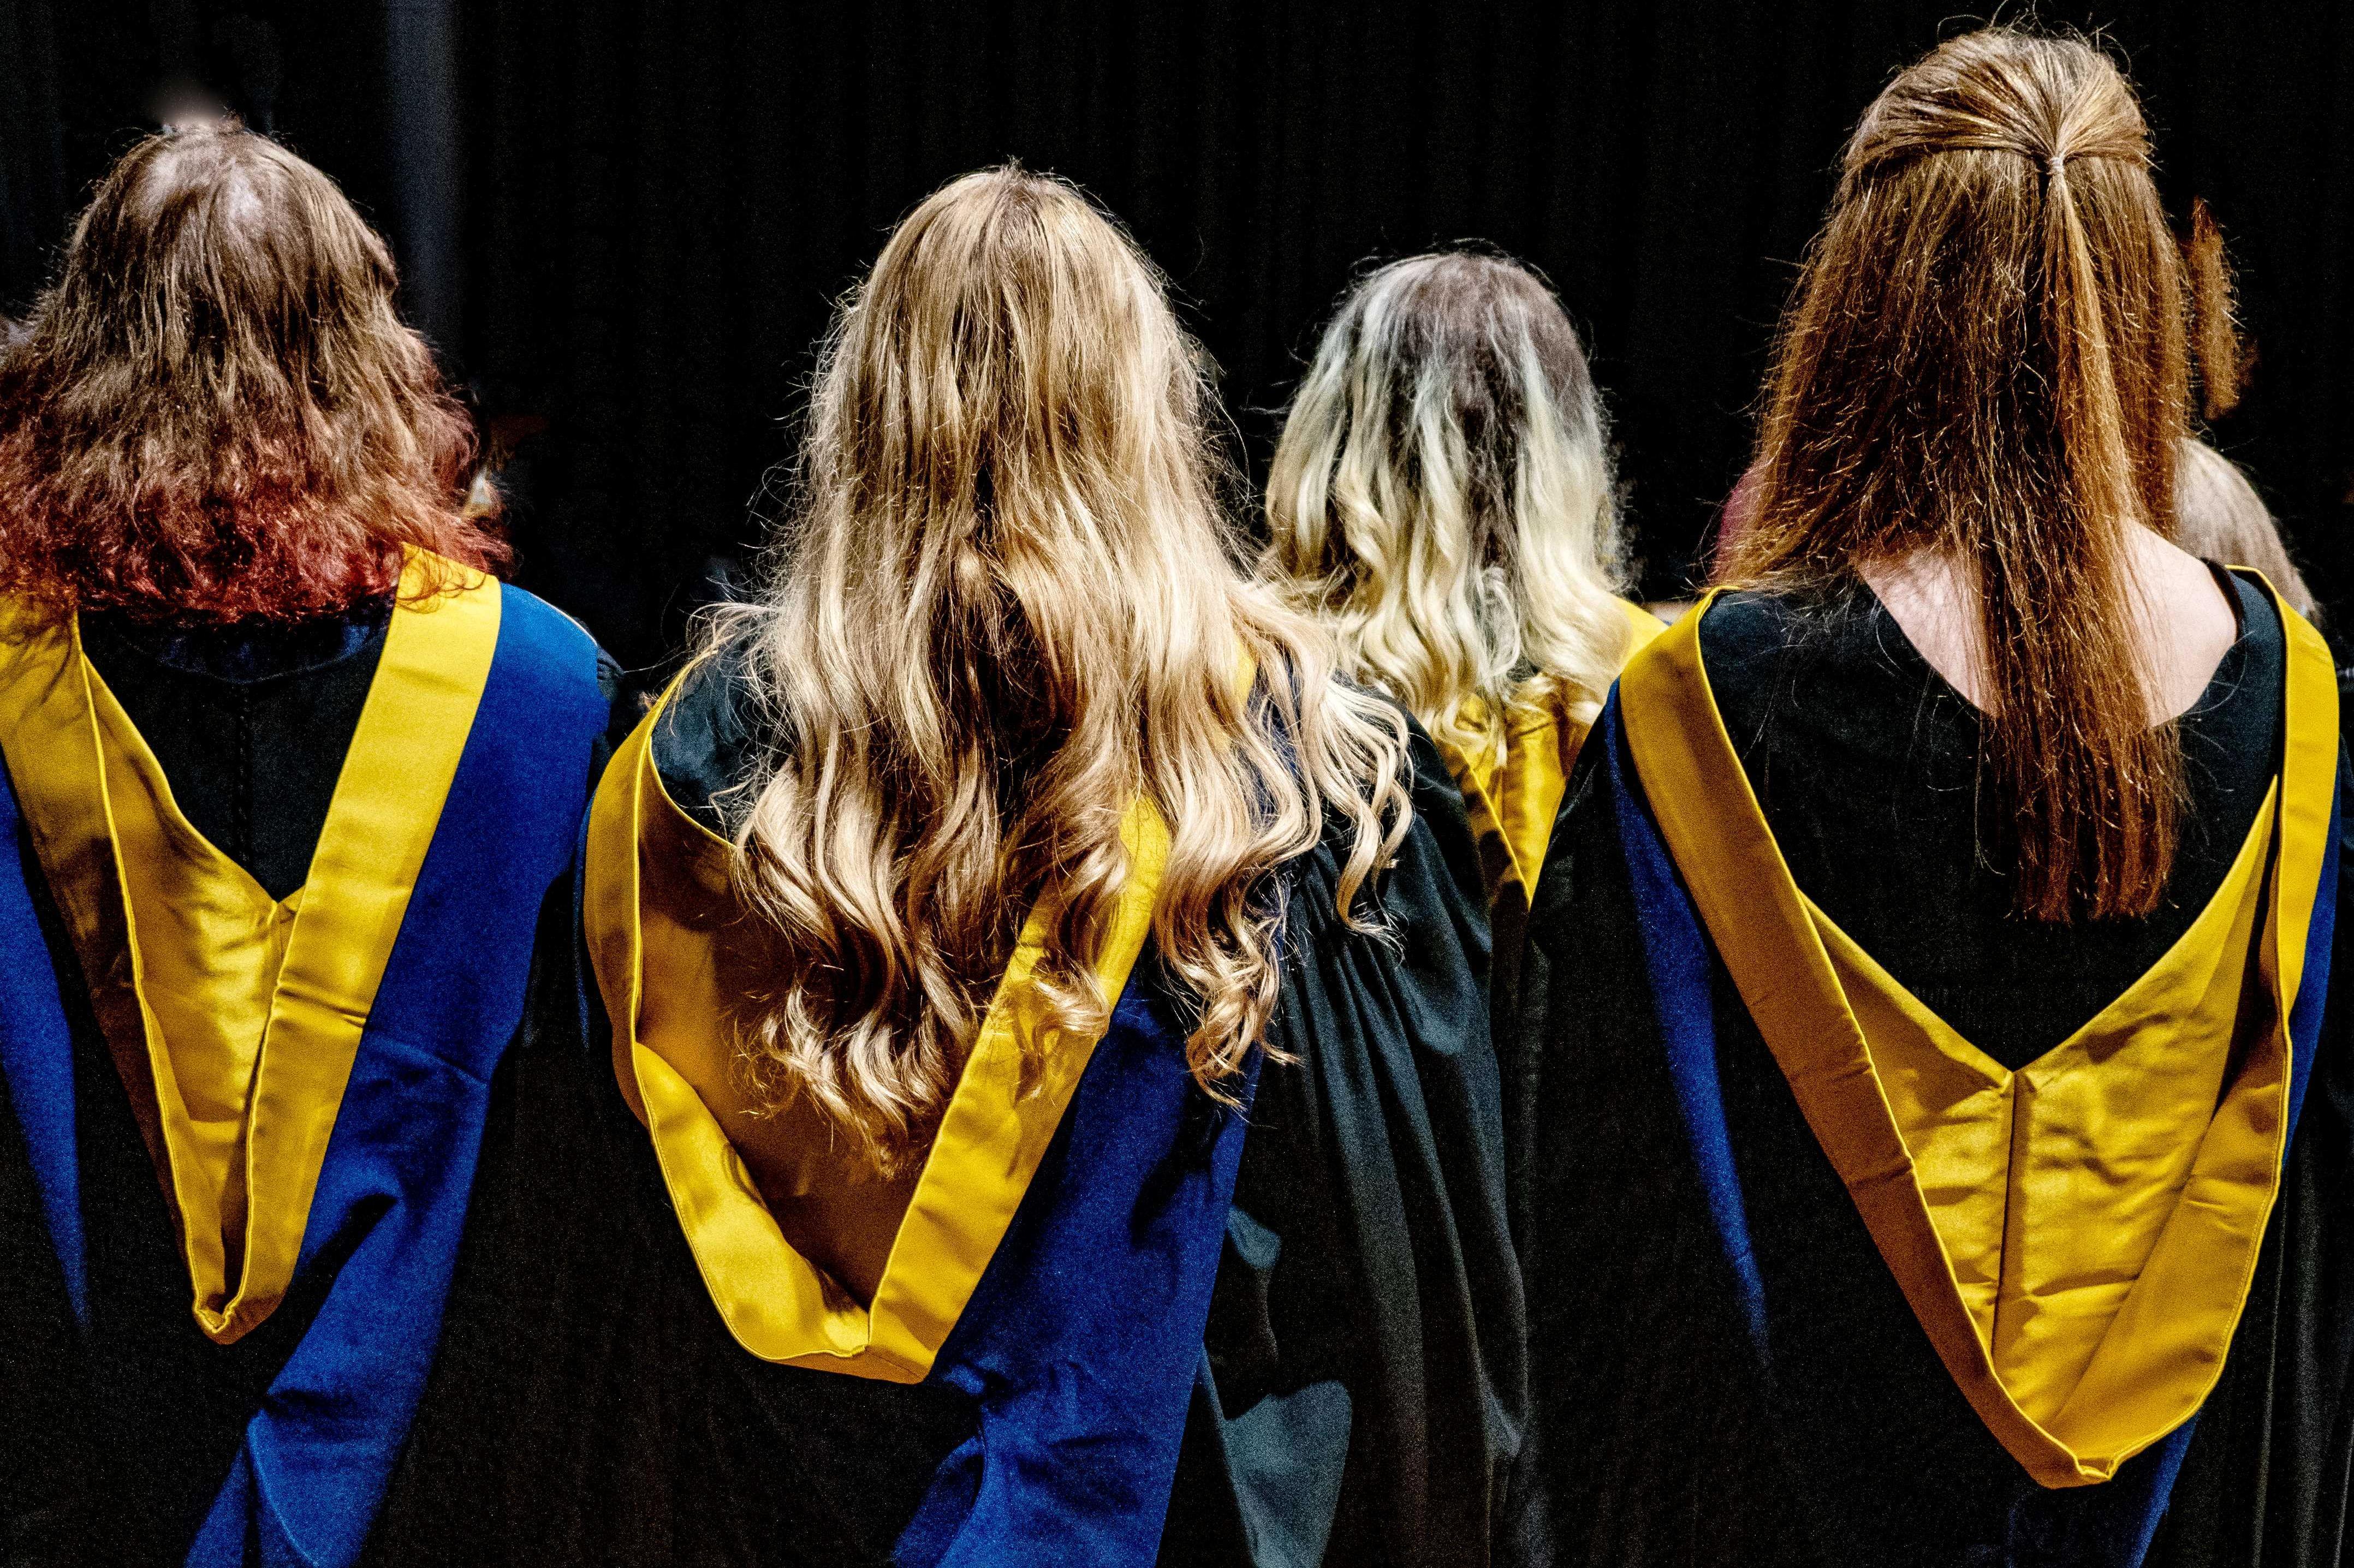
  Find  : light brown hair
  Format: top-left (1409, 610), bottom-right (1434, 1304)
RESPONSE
top-left (1264, 253), bottom-right (1632, 770)
top-left (1726, 29), bottom-right (2235, 922)
top-left (0, 124), bottom-right (502, 622)
top-left (709, 168), bottom-right (1412, 1168)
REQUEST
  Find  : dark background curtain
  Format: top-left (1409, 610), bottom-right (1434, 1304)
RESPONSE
top-left (4, 1), bottom-right (2350, 670)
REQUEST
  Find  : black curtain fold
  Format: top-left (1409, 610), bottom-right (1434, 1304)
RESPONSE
top-left (3, 0), bottom-right (2350, 670)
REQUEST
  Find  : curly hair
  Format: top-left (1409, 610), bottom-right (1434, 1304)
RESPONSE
top-left (0, 124), bottom-right (503, 622)
top-left (710, 168), bottom-right (1413, 1170)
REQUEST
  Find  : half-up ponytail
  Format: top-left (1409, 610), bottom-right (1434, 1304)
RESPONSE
top-left (1729, 28), bottom-right (2200, 921)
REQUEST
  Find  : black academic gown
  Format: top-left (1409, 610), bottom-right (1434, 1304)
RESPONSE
top-left (1158, 717), bottom-right (1528, 1568)
top-left (0, 602), bottom-right (615, 1567)
top-left (1510, 576), bottom-right (2354, 1568)
top-left (375, 647), bottom-right (1525, 1568)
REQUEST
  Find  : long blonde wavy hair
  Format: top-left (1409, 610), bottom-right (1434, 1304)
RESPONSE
top-left (709, 168), bottom-right (1412, 1169)
top-left (1263, 252), bottom-right (1632, 771)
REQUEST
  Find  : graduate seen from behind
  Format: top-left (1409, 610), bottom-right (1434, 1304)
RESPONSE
top-left (425, 167), bottom-right (1522, 1567)
top-left (0, 127), bottom-right (611, 1566)
top-left (1514, 29), bottom-right (2350, 1568)
top-left (1262, 254), bottom-right (1662, 956)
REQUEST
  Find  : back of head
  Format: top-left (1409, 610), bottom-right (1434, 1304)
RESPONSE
top-left (0, 124), bottom-right (502, 622)
top-left (1265, 252), bottom-right (1627, 764)
top-left (720, 167), bottom-right (1409, 1167)
top-left (1728, 28), bottom-right (2210, 922)
top-left (2175, 440), bottom-right (2318, 621)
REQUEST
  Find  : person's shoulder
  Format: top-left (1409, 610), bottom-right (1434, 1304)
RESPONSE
top-left (480, 582), bottom-right (611, 742)
top-left (1695, 585), bottom-right (1820, 655)
top-left (2210, 568), bottom-right (2290, 724)
top-left (1687, 588), bottom-right (1802, 712)
top-left (2222, 567), bottom-right (2288, 646)
top-left (1695, 582), bottom-right (1894, 695)
top-left (490, 581), bottom-right (606, 679)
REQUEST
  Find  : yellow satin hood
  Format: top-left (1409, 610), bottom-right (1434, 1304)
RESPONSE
top-left (584, 680), bottom-right (1168, 1382)
top-left (1616, 575), bottom-right (2337, 1488)
top-left (0, 551), bottom-right (501, 1344)
top-left (1442, 597), bottom-right (1665, 901)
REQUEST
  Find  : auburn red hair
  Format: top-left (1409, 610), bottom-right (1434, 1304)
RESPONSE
top-left (0, 124), bottom-right (504, 622)
top-left (1728, 29), bottom-right (2233, 922)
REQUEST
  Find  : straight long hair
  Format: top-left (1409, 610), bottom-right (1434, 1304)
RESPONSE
top-left (1727, 29), bottom-right (2232, 922)
top-left (1264, 253), bottom-right (1630, 768)
top-left (711, 168), bottom-right (1412, 1169)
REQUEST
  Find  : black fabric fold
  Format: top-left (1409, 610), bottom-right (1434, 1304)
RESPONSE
top-left (80, 599), bottom-right (392, 903)
top-left (1161, 725), bottom-right (1526, 1568)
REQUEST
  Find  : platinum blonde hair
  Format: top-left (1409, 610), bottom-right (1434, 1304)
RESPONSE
top-left (708, 168), bottom-right (1412, 1170)
top-left (1263, 252), bottom-right (1632, 767)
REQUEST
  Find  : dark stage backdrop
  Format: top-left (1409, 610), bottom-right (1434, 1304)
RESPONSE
top-left (5, 1), bottom-right (2352, 669)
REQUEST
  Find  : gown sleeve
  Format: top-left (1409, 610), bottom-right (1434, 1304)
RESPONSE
top-left (1505, 723), bottom-right (1812, 1567)
top-left (353, 657), bottom-right (685, 1567)
top-left (0, 851), bottom-right (91, 1567)
top-left (1159, 721), bottom-right (1528, 1568)
top-left (2147, 736), bottom-right (2354, 1568)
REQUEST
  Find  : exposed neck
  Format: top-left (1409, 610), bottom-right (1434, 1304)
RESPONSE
top-left (1858, 526), bottom-right (2239, 725)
